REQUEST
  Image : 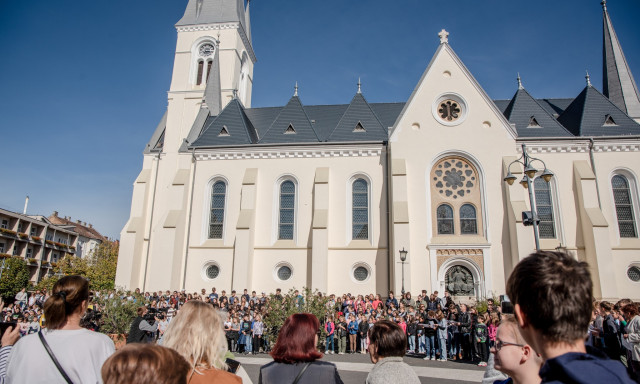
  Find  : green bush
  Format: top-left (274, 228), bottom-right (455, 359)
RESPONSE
top-left (94, 292), bottom-right (142, 335)
top-left (0, 258), bottom-right (30, 301)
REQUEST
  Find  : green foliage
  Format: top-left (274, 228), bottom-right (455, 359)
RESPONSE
top-left (34, 275), bottom-right (58, 292)
top-left (0, 258), bottom-right (31, 301)
top-left (262, 287), bottom-right (330, 348)
top-left (94, 291), bottom-right (141, 335)
top-left (87, 241), bottom-right (118, 291)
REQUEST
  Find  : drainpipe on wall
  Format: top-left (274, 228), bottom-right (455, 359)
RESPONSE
top-left (588, 138), bottom-right (602, 209)
top-left (384, 141), bottom-right (393, 293)
top-left (142, 151), bottom-right (162, 292)
top-left (182, 147), bottom-right (197, 290)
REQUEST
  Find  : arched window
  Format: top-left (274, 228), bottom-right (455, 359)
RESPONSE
top-left (460, 204), bottom-right (477, 234)
top-left (612, 175), bottom-right (638, 238)
top-left (209, 181), bottom-right (226, 239)
top-left (279, 180), bottom-right (295, 240)
top-left (534, 177), bottom-right (556, 238)
top-left (437, 204), bottom-right (454, 235)
top-left (352, 178), bottom-right (369, 240)
top-left (194, 42), bottom-right (215, 86)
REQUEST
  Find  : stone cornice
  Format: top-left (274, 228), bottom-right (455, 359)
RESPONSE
top-left (194, 145), bottom-right (384, 161)
top-left (517, 140), bottom-right (640, 154)
top-left (176, 22), bottom-right (256, 63)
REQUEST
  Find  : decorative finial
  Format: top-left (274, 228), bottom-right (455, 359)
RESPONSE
top-left (232, 89), bottom-right (238, 99)
top-left (517, 73), bottom-right (523, 89)
top-left (357, 77), bottom-right (361, 94)
top-left (438, 29), bottom-right (449, 44)
top-left (585, 70), bottom-right (592, 87)
top-left (294, 81), bottom-right (298, 97)
top-left (601, 0), bottom-right (607, 11)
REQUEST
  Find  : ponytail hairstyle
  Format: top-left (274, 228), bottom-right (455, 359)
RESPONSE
top-left (44, 275), bottom-right (90, 330)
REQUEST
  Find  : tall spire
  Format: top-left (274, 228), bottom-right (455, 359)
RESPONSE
top-left (602, 0), bottom-right (640, 120)
top-left (203, 41), bottom-right (222, 116)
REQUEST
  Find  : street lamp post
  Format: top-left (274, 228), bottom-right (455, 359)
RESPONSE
top-left (504, 144), bottom-right (554, 251)
top-left (399, 248), bottom-right (408, 295)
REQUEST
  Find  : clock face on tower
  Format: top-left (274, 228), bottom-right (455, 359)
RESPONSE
top-left (199, 44), bottom-right (214, 57)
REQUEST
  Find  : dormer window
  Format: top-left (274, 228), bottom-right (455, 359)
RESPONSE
top-left (353, 121), bottom-right (366, 132)
top-left (527, 116), bottom-right (541, 128)
top-left (603, 114), bottom-right (617, 126)
top-left (284, 123), bottom-right (296, 134)
top-left (218, 126), bottom-right (230, 136)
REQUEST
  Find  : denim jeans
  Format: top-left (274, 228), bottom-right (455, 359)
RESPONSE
top-left (425, 335), bottom-right (436, 358)
top-left (326, 334), bottom-right (334, 352)
top-left (244, 334), bottom-right (252, 353)
top-left (439, 337), bottom-right (448, 359)
top-left (408, 334), bottom-right (416, 352)
top-left (418, 334), bottom-right (426, 354)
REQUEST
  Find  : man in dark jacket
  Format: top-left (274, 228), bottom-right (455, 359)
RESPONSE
top-left (506, 251), bottom-right (634, 384)
top-left (457, 304), bottom-right (472, 360)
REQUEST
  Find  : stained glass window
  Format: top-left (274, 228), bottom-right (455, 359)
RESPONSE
top-left (534, 177), bottom-right (556, 238)
top-left (460, 204), bottom-right (477, 234)
top-left (209, 181), bottom-right (226, 239)
top-left (277, 266), bottom-right (292, 280)
top-left (354, 266), bottom-right (369, 281)
top-left (353, 178), bottom-right (369, 240)
top-left (612, 175), bottom-right (637, 238)
top-left (437, 204), bottom-right (454, 235)
top-left (196, 60), bottom-right (204, 85)
top-left (206, 265), bottom-right (219, 279)
top-left (279, 181), bottom-right (295, 240)
top-left (627, 266), bottom-right (640, 282)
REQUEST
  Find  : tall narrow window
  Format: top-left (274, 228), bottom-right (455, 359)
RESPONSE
top-left (437, 204), bottom-right (454, 235)
top-left (209, 181), bottom-right (226, 239)
top-left (196, 60), bottom-right (204, 85)
top-left (279, 181), bottom-right (295, 240)
top-left (352, 178), bottom-right (369, 240)
top-left (460, 204), bottom-right (477, 234)
top-left (206, 60), bottom-right (213, 82)
top-left (534, 177), bottom-right (556, 238)
top-left (612, 175), bottom-right (638, 238)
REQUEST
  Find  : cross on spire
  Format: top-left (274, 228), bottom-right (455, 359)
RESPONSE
top-left (438, 29), bottom-right (449, 44)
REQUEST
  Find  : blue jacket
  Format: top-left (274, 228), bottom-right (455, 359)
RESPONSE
top-left (539, 345), bottom-right (634, 384)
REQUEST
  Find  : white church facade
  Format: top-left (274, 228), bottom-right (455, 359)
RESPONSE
top-left (117, 0), bottom-right (640, 301)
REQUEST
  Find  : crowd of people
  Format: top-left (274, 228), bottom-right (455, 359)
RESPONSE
top-left (0, 250), bottom-right (639, 383)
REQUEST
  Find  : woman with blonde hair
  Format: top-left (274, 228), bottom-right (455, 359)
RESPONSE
top-left (162, 300), bottom-right (241, 384)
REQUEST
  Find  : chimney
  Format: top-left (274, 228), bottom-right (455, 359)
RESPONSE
top-left (53, 211), bottom-right (58, 217)
top-left (77, 219), bottom-right (81, 224)
top-left (23, 196), bottom-right (29, 215)
top-left (89, 224), bottom-right (93, 228)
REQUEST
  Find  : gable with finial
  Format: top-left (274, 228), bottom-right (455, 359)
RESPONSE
top-left (327, 87), bottom-right (387, 142)
top-left (258, 86), bottom-right (319, 144)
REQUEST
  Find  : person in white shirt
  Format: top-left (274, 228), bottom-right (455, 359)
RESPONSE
top-left (5, 275), bottom-right (115, 384)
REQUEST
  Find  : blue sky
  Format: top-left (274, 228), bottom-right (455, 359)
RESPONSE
top-left (0, 0), bottom-right (638, 239)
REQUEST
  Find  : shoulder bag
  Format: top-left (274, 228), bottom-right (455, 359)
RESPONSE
top-left (38, 331), bottom-right (74, 384)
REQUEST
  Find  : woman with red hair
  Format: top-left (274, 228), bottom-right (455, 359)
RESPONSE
top-left (259, 313), bottom-right (343, 384)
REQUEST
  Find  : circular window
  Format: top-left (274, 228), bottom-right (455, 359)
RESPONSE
top-left (432, 93), bottom-right (468, 126)
top-left (354, 266), bottom-right (369, 281)
top-left (206, 265), bottom-right (219, 279)
top-left (277, 266), bottom-right (292, 281)
top-left (199, 43), bottom-right (215, 57)
top-left (628, 266), bottom-right (640, 282)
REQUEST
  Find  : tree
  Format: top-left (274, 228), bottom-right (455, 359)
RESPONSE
top-left (262, 287), bottom-right (330, 348)
top-left (87, 241), bottom-right (118, 291)
top-left (0, 257), bottom-right (31, 301)
top-left (94, 291), bottom-right (141, 335)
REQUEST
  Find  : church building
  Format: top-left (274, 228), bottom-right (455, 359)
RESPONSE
top-left (117, 0), bottom-right (640, 301)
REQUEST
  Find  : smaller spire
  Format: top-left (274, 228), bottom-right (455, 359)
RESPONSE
top-left (517, 73), bottom-right (523, 89)
top-left (585, 70), bottom-right (592, 87)
top-left (294, 82), bottom-right (298, 97)
top-left (232, 89), bottom-right (238, 99)
top-left (438, 29), bottom-right (449, 44)
top-left (357, 77), bottom-right (362, 94)
top-left (601, 0), bottom-right (607, 11)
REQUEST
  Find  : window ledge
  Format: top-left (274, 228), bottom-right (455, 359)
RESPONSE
top-left (430, 235), bottom-right (487, 245)
top-left (613, 238), bottom-right (640, 250)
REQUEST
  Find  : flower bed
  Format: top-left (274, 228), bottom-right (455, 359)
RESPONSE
top-left (17, 233), bottom-right (28, 239)
top-left (41, 261), bottom-right (50, 266)
top-left (0, 253), bottom-right (11, 259)
top-left (0, 228), bottom-right (17, 236)
top-left (28, 258), bottom-right (38, 264)
top-left (31, 236), bottom-right (42, 242)
top-left (45, 240), bottom-right (54, 245)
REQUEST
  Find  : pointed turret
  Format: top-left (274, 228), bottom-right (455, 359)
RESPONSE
top-left (203, 43), bottom-right (222, 116)
top-left (258, 85), bottom-right (319, 144)
top-left (602, 0), bottom-right (640, 121)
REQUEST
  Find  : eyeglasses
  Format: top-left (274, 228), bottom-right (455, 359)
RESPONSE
top-left (494, 339), bottom-right (525, 351)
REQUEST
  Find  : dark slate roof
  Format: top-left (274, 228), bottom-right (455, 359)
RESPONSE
top-left (558, 85), bottom-right (640, 136)
top-left (191, 99), bottom-right (256, 147)
top-left (326, 93), bottom-right (388, 142)
top-left (182, 88), bottom-right (640, 150)
top-left (503, 88), bottom-right (573, 137)
top-left (258, 96), bottom-right (319, 144)
top-left (176, 0), bottom-right (247, 30)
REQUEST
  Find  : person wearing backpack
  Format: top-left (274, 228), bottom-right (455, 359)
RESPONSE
top-left (325, 316), bottom-right (335, 354)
